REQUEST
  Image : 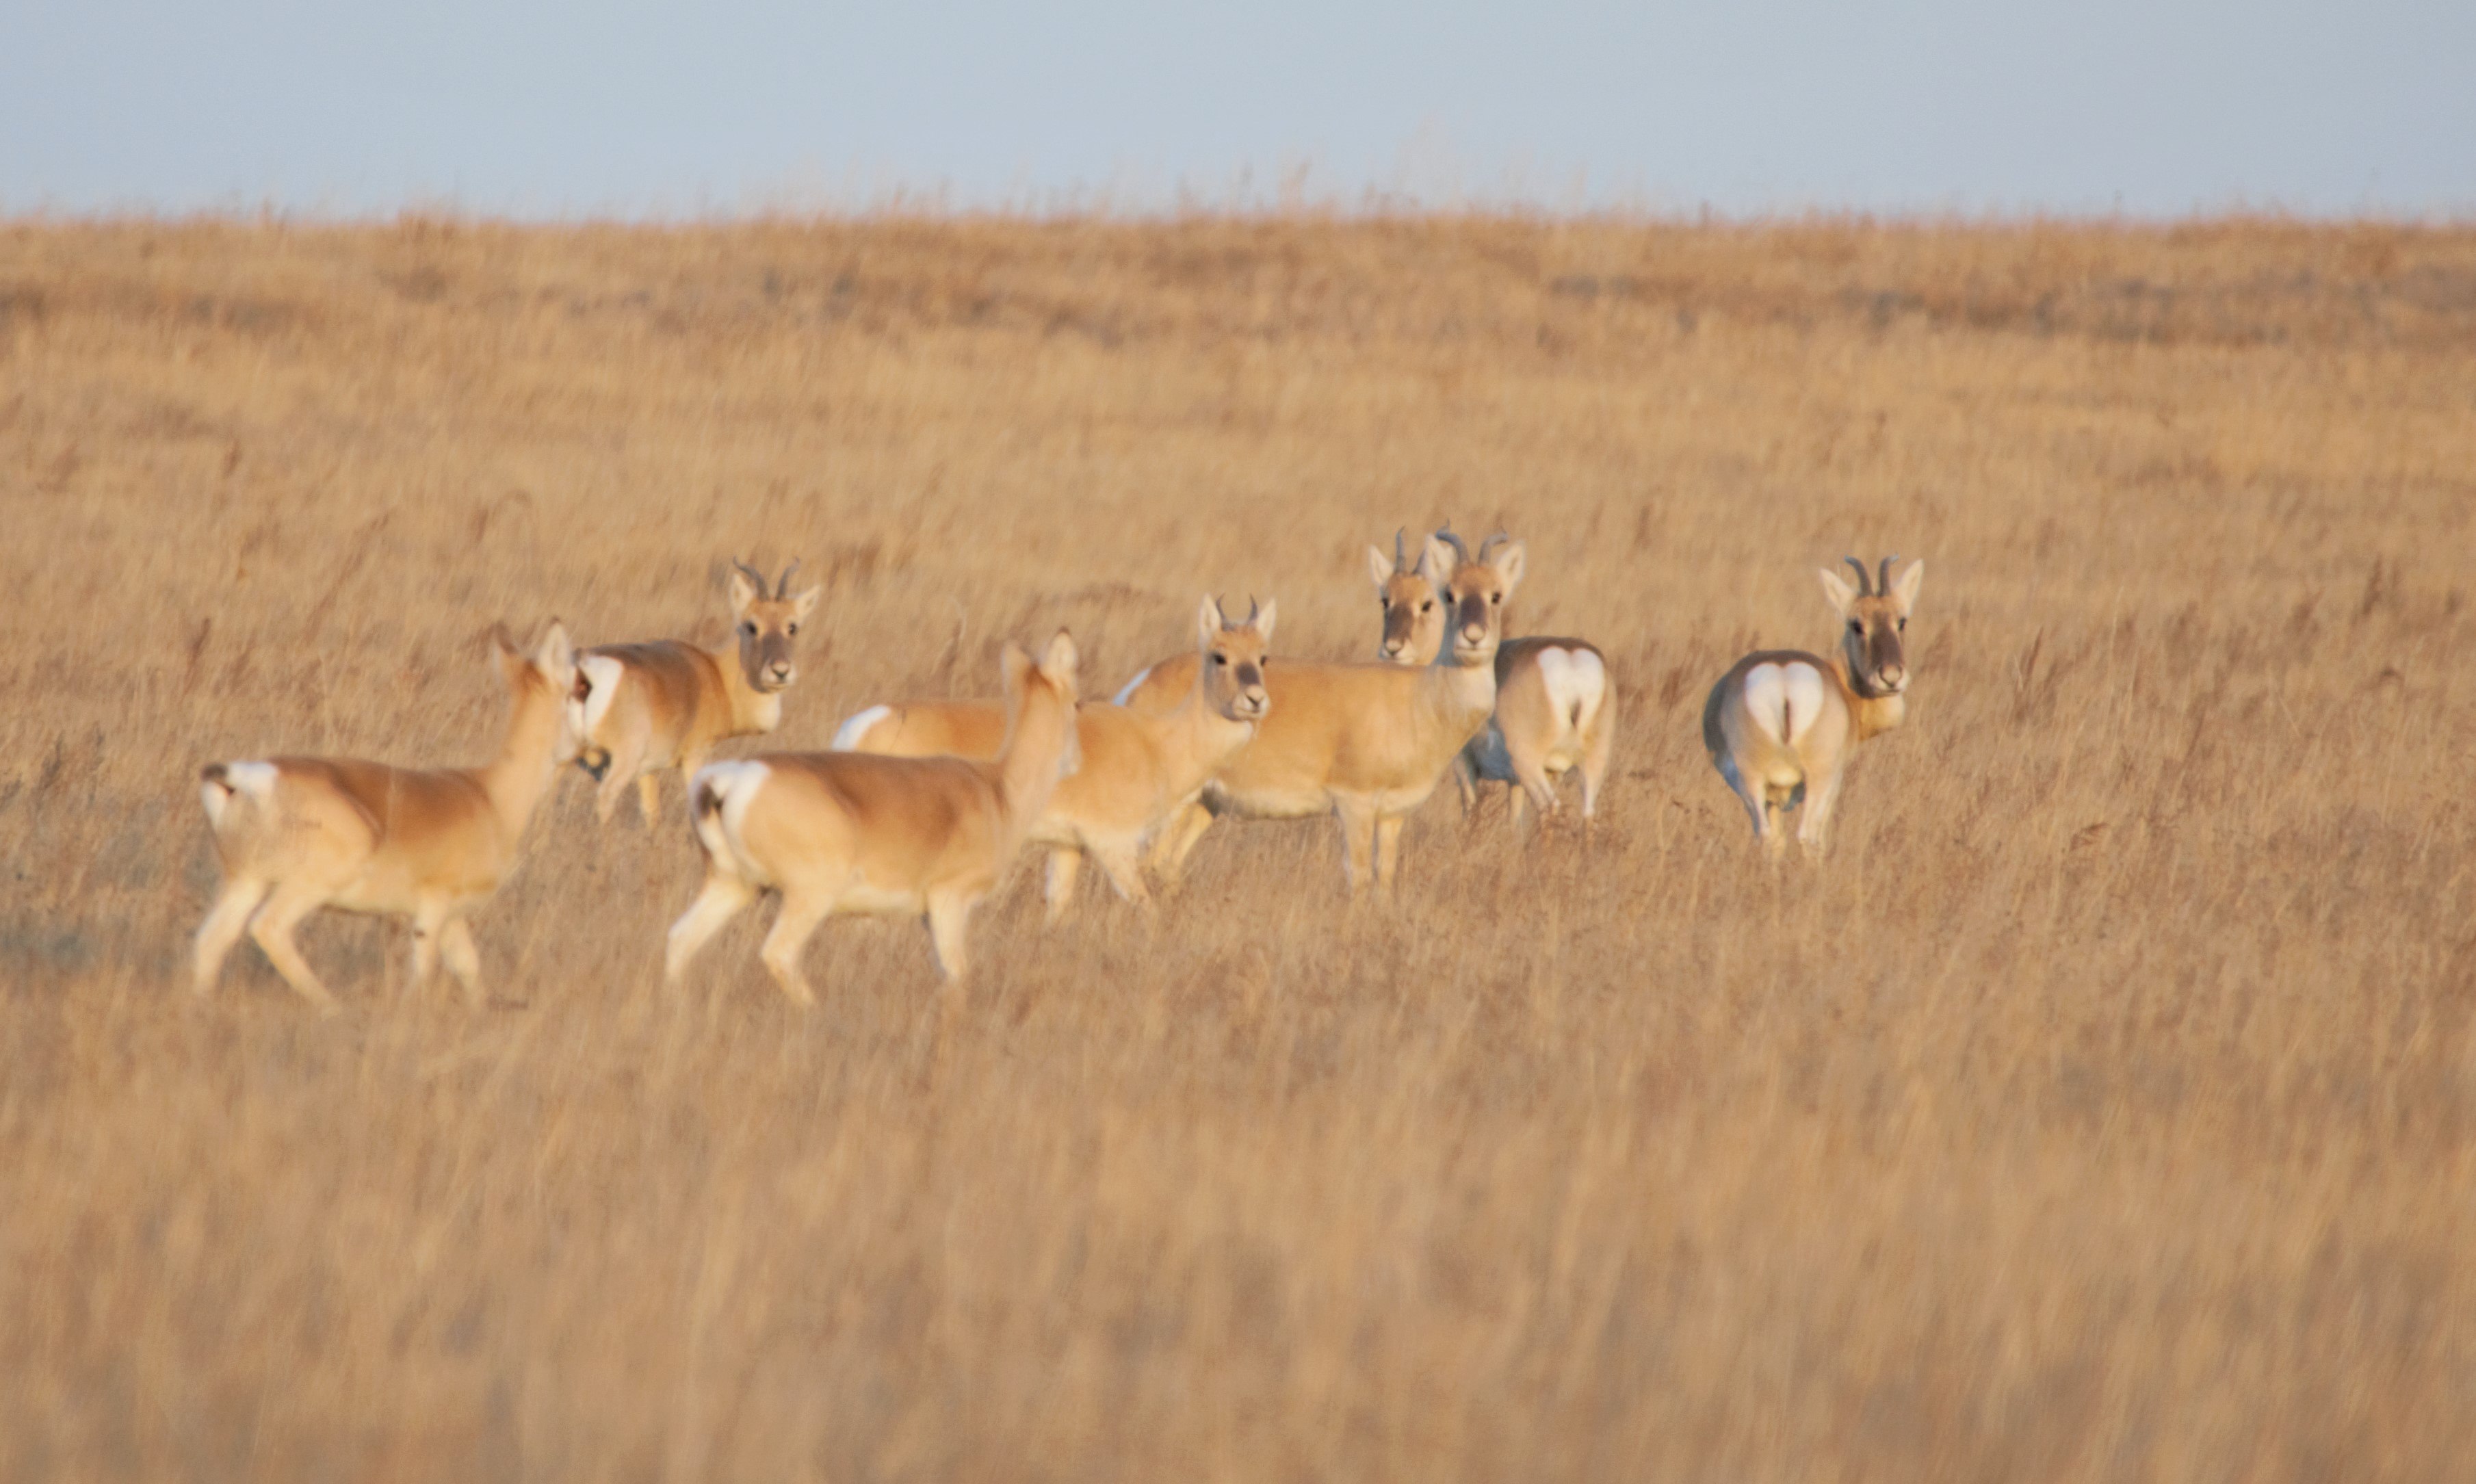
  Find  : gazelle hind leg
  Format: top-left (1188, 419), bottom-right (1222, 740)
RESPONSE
top-left (1150, 798), bottom-right (1217, 887)
top-left (758, 889), bottom-right (834, 1007)
top-left (1374, 813), bottom-right (1405, 888)
top-left (666, 874), bottom-right (756, 983)
top-left (1042, 848), bottom-right (1083, 925)
top-left (1795, 764), bottom-right (1847, 859)
top-left (248, 881), bottom-right (339, 1013)
top-left (1087, 841), bottom-right (1151, 909)
top-left (637, 772), bottom-right (663, 827)
top-left (925, 891), bottom-right (976, 982)
top-left (439, 917), bottom-right (487, 1007)
top-left (1333, 797), bottom-right (1379, 892)
top-left (192, 878), bottom-right (270, 998)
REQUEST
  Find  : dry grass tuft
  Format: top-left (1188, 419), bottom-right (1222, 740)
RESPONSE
top-left (2, 213), bottom-right (2473, 1480)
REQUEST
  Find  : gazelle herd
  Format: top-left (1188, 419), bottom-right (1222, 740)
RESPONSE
top-left (191, 530), bottom-right (1924, 1009)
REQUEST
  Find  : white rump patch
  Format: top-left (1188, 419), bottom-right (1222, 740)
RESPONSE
top-left (575, 654), bottom-right (627, 740)
top-left (830, 703), bottom-right (891, 752)
top-left (1110, 666), bottom-right (1154, 707)
top-left (1533, 647), bottom-right (1606, 734)
top-left (690, 760), bottom-right (772, 877)
top-left (1743, 664), bottom-right (1827, 749)
top-left (201, 759), bottom-right (276, 829)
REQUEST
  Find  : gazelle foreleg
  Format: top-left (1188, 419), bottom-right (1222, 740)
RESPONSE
top-left (192, 878), bottom-right (270, 997)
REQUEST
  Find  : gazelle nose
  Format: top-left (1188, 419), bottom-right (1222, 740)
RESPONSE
top-left (1881, 664), bottom-right (1905, 686)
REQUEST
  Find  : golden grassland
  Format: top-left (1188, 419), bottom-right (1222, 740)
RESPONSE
top-left (1, 212), bottom-right (2473, 1480)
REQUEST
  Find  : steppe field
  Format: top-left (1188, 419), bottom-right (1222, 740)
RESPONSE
top-left (2, 213), bottom-right (2473, 1481)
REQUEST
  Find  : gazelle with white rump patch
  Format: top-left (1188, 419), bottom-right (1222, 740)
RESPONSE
top-left (1456, 634), bottom-right (1617, 832)
top-left (666, 630), bottom-right (1082, 1004)
top-left (831, 597), bottom-right (1273, 921)
top-left (191, 623), bottom-right (579, 1010)
top-left (568, 558), bottom-right (820, 824)
top-left (1156, 528), bottom-right (1524, 892)
top-left (1704, 556), bottom-right (1924, 856)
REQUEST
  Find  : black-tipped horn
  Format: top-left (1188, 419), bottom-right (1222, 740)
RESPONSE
top-left (1877, 554), bottom-right (1900, 597)
top-left (775, 558), bottom-right (803, 599)
top-left (1843, 556), bottom-right (1872, 597)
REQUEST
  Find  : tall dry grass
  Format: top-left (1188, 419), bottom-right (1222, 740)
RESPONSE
top-left (1, 213), bottom-right (2472, 1481)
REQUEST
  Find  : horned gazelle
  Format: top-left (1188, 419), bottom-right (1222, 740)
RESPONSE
top-left (1154, 529), bottom-right (1524, 891)
top-left (1456, 636), bottom-right (1616, 832)
top-left (665, 630), bottom-right (1082, 1003)
top-left (568, 558), bottom-right (820, 824)
top-left (831, 597), bottom-right (1273, 920)
top-left (1704, 556), bottom-right (1924, 856)
top-left (192, 623), bottom-right (579, 1010)
top-left (1119, 530), bottom-right (1446, 881)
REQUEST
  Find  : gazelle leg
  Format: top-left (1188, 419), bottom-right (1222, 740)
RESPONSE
top-left (192, 878), bottom-right (270, 998)
top-left (248, 881), bottom-right (339, 1013)
top-left (758, 889), bottom-right (833, 1007)
top-left (637, 772), bottom-right (663, 827)
top-left (439, 917), bottom-right (487, 1007)
top-left (665, 874), bottom-right (755, 983)
top-left (1374, 813), bottom-right (1405, 888)
top-left (1151, 798), bottom-right (1217, 887)
top-left (408, 900), bottom-right (447, 989)
top-left (925, 892), bottom-right (976, 982)
top-left (1578, 698), bottom-right (1615, 822)
top-left (1088, 842), bottom-right (1151, 909)
top-left (1795, 766), bottom-right (1846, 859)
top-left (1042, 848), bottom-right (1083, 925)
top-left (1333, 797), bottom-right (1378, 891)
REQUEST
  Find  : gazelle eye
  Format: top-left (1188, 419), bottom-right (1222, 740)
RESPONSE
top-left (1420, 600), bottom-right (1433, 612)
top-left (1489, 593), bottom-right (1500, 605)
top-left (1212, 653), bottom-right (1226, 665)
top-left (786, 622), bottom-right (798, 635)
top-left (741, 621), bottom-right (757, 636)
top-left (1897, 618), bottom-right (1906, 631)
top-left (1849, 620), bottom-right (1863, 634)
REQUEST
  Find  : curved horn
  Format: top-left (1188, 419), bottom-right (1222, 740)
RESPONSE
top-left (1477, 531), bottom-right (1511, 562)
top-left (1393, 528), bottom-right (1408, 573)
top-left (1433, 523), bottom-right (1472, 564)
top-left (1843, 556), bottom-right (1873, 597)
top-left (774, 558), bottom-right (803, 599)
top-left (731, 556), bottom-right (770, 593)
top-left (1246, 595), bottom-right (1262, 625)
top-left (1877, 554), bottom-right (1900, 597)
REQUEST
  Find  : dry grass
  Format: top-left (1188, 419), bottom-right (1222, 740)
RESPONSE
top-left (3, 212), bottom-right (2473, 1481)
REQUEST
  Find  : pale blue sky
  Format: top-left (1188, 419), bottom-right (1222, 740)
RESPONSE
top-left (6, 0), bottom-right (2470, 217)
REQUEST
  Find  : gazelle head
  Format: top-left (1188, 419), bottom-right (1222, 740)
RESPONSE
top-left (1433, 526), bottom-right (1526, 667)
top-left (1196, 594), bottom-right (1275, 723)
top-left (1366, 529), bottom-right (1448, 664)
top-left (1000, 629), bottom-right (1084, 782)
top-left (496, 620), bottom-right (579, 752)
top-left (1818, 555), bottom-right (1925, 697)
top-left (727, 558), bottom-right (824, 694)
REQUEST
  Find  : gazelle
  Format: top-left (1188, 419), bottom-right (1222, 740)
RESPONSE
top-left (1156, 529), bottom-right (1524, 892)
top-left (831, 597), bottom-right (1273, 920)
top-left (1456, 636), bottom-right (1617, 832)
top-left (665, 630), bottom-right (1082, 1004)
top-left (191, 623), bottom-right (579, 1011)
top-left (568, 558), bottom-right (820, 824)
top-left (1117, 531), bottom-right (1445, 880)
top-left (1704, 556), bottom-right (1924, 856)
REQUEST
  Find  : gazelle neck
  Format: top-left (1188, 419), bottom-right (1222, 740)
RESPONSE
top-left (1427, 647), bottom-right (1500, 722)
top-left (481, 678), bottom-right (566, 837)
top-left (996, 690), bottom-right (1076, 833)
top-left (1167, 670), bottom-right (1258, 769)
top-left (1832, 657), bottom-right (1909, 742)
top-left (707, 642), bottom-right (784, 733)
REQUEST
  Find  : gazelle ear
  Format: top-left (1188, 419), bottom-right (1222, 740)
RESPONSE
top-left (534, 620), bottom-right (575, 678)
top-left (1489, 539), bottom-right (1526, 590)
top-left (792, 585), bottom-right (823, 623)
top-left (1366, 544), bottom-right (1395, 592)
top-left (1253, 597), bottom-right (1277, 645)
top-left (1040, 629), bottom-right (1080, 691)
top-left (1891, 559), bottom-right (1925, 614)
top-left (1818, 567), bottom-right (1860, 616)
top-left (1198, 593), bottom-right (1226, 646)
top-left (1419, 536), bottom-right (1456, 583)
top-left (727, 564), bottom-right (760, 616)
